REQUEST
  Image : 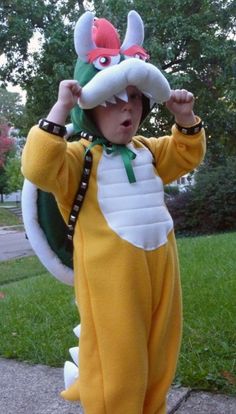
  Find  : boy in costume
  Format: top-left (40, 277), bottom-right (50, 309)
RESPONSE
top-left (21, 10), bottom-right (206, 414)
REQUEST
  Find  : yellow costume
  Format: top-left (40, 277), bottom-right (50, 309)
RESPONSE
top-left (22, 9), bottom-right (206, 414)
top-left (22, 123), bottom-right (205, 413)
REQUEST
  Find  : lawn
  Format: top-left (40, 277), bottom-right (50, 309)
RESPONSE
top-left (0, 257), bottom-right (78, 366)
top-left (0, 232), bottom-right (235, 394)
top-left (0, 205), bottom-right (22, 226)
top-left (177, 232), bottom-right (236, 394)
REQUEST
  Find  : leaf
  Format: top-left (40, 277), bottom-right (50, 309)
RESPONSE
top-left (0, 291), bottom-right (5, 299)
top-left (221, 371), bottom-right (236, 385)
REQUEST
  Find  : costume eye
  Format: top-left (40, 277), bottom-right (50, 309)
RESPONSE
top-left (122, 46), bottom-right (150, 62)
top-left (93, 54), bottom-right (121, 70)
top-left (134, 53), bottom-right (148, 61)
top-left (134, 53), bottom-right (147, 61)
top-left (124, 52), bottom-right (149, 62)
top-left (99, 56), bottom-right (111, 66)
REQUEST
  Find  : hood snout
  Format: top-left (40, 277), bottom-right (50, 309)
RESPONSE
top-left (78, 58), bottom-right (171, 110)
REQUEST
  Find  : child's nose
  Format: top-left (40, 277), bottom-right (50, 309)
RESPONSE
top-left (122, 99), bottom-right (132, 111)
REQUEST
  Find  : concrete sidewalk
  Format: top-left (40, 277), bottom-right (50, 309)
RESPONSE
top-left (0, 227), bottom-right (34, 261)
top-left (0, 358), bottom-right (235, 414)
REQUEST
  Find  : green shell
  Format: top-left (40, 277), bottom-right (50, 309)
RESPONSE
top-left (37, 190), bottom-right (73, 269)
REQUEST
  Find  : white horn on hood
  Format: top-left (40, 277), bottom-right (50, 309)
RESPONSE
top-left (74, 11), bottom-right (97, 62)
top-left (120, 10), bottom-right (144, 52)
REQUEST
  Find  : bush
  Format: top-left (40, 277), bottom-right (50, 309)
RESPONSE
top-left (166, 190), bottom-right (195, 235)
top-left (164, 185), bottom-right (180, 196)
top-left (166, 157), bottom-right (236, 235)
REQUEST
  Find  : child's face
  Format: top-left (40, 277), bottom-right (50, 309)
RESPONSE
top-left (91, 86), bottom-right (143, 145)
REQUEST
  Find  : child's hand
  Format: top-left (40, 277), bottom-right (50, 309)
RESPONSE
top-left (57, 80), bottom-right (82, 111)
top-left (166, 89), bottom-right (196, 126)
top-left (46, 80), bottom-right (82, 125)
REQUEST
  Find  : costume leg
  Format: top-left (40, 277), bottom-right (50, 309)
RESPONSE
top-left (76, 240), bottom-right (153, 414)
top-left (144, 232), bottom-right (182, 414)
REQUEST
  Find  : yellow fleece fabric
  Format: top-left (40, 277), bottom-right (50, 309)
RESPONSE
top-left (22, 125), bottom-right (205, 414)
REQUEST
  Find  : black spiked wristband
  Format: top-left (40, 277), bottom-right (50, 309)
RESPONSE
top-left (39, 119), bottom-right (67, 137)
top-left (175, 119), bottom-right (203, 135)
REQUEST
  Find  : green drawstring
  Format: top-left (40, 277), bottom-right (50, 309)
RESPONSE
top-left (85, 137), bottom-right (137, 183)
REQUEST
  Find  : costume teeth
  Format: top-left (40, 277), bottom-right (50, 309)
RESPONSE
top-left (115, 90), bottom-right (129, 102)
top-left (143, 91), bottom-right (156, 107)
top-left (106, 96), bottom-right (117, 104)
top-left (150, 98), bottom-right (156, 107)
top-left (143, 91), bottom-right (153, 99)
top-left (101, 91), bottom-right (128, 106)
top-left (64, 361), bottom-right (79, 389)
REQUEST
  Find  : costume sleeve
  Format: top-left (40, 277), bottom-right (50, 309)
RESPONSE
top-left (139, 123), bottom-right (206, 184)
top-left (21, 126), bottom-right (84, 207)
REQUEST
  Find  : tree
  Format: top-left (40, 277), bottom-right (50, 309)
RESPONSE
top-left (0, 121), bottom-right (15, 167)
top-left (4, 157), bottom-right (24, 195)
top-left (0, 1), bottom-right (91, 77)
top-left (0, 170), bottom-right (8, 203)
top-left (1, 0), bottom-right (235, 162)
top-left (0, 87), bottom-right (24, 126)
top-left (0, 119), bottom-right (16, 202)
top-left (0, 0), bottom-right (48, 83)
top-left (0, 0), bottom-right (91, 132)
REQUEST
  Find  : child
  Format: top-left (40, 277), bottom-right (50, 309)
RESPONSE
top-left (22, 10), bottom-right (205, 414)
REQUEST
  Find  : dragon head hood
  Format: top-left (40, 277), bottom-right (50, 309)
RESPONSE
top-left (71, 10), bottom-right (171, 137)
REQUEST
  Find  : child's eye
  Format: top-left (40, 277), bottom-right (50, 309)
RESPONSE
top-left (93, 54), bottom-right (121, 71)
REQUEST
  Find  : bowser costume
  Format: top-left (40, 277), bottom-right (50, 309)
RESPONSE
top-left (21, 10), bottom-right (206, 414)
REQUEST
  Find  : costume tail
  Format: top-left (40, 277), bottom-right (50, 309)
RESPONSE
top-left (61, 323), bottom-right (81, 401)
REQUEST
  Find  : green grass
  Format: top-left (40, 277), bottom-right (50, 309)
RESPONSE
top-left (176, 232), bottom-right (236, 394)
top-left (0, 263), bottom-right (78, 366)
top-left (0, 256), bottom-right (47, 285)
top-left (0, 206), bottom-right (22, 226)
top-left (0, 233), bottom-right (235, 394)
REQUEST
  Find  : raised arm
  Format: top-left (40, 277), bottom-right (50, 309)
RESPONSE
top-left (21, 81), bottom-right (84, 200)
top-left (139, 89), bottom-right (206, 184)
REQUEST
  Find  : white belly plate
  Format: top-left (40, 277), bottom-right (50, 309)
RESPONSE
top-left (97, 145), bottom-right (173, 250)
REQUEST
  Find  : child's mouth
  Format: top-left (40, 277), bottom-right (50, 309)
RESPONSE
top-left (122, 120), bottom-right (132, 127)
